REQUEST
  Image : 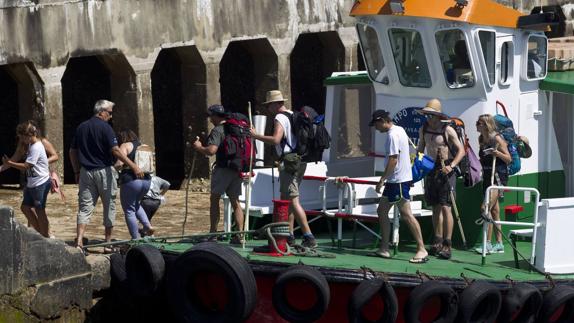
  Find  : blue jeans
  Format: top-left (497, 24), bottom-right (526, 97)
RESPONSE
top-left (22, 179), bottom-right (51, 209)
top-left (120, 179), bottom-right (151, 239)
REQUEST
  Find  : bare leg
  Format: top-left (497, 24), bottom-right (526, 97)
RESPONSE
top-left (230, 197), bottom-right (244, 234)
top-left (209, 194), bottom-right (221, 233)
top-left (104, 226), bottom-right (113, 243)
top-left (441, 205), bottom-right (454, 240)
top-left (489, 190), bottom-right (502, 243)
top-left (290, 196), bottom-right (311, 234)
top-left (432, 205), bottom-right (443, 238)
top-left (398, 201), bottom-right (428, 259)
top-left (376, 198), bottom-right (392, 253)
top-left (35, 208), bottom-right (50, 238)
top-left (21, 205), bottom-right (40, 233)
top-left (76, 223), bottom-right (87, 247)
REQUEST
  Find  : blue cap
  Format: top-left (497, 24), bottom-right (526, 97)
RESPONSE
top-left (207, 104), bottom-right (226, 116)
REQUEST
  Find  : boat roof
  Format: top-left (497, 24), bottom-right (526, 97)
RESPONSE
top-left (323, 71), bottom-right (370, 86)
top-left (540, 71), bottom-right (574, 95)
top-left (350, 0), bottom-right (523, 29)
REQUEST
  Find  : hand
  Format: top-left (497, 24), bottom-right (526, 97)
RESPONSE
top-left (132, 165), bottom-right (144, 179)
top-left (376, 181), bottom-right (384, 194)
top-left (192, 138), bottom-right (202, 150)
top-left (249, 127), bottom-right (258, 137)
top-left (335, 176), bottom-right (349, 184)
top-left (441, 165), bottom-right (453, 175)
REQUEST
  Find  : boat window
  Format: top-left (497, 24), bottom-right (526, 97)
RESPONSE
top-left (356, 24), bottom-right (387, 84)
top-left (435, 30), bottom-right (475, 89)
top-left (500, 41), bottom-right (514, 85)
top-left (527, 35), bottom-right (547, 80)
top-left (388, 28), bottom-right (432, 88)
top-left (478, 30), bottom-right (496, 86)
top-left (336, 87), bottom-right (373, 159)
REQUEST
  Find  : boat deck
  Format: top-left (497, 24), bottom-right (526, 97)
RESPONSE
top-left (146, 234), bottom-right (574, 284)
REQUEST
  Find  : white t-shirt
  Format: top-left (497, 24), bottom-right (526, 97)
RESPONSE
top-left (25, 141), bottom-right (50, 188)
top-left (274, 111), bottom-right (297, 156)
top-left (385, 125), bottom-right (412, 183)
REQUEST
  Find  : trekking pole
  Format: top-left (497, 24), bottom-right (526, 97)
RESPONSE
top-left (183, 126), bottom-right (197, 236)
top-left (243, 101), bottom-right (255, 249)
top-left (441, 158), bottom-right (467, 249)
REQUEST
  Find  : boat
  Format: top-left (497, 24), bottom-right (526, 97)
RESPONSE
top-left (99, 0), bottom-right (574, 322)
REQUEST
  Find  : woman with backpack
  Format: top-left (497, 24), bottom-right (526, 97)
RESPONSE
top-left (115, 129), bottom-right (154, 239)
top-left (474, 114), bottom-right (511, 254)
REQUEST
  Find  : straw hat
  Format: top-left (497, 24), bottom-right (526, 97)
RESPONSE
top-left (417, 98), bottom-right (449, 118)
top-left (263, 90), bottom-right (288, 105)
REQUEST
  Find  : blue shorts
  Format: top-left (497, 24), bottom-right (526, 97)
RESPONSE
top-left (382, 182), bottom-right (411, 203)
top-left (22, 180), bottom-right (51, 209)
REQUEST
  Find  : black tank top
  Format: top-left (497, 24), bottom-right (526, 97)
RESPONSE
top-left (119, 140), bottom-right (150, 184)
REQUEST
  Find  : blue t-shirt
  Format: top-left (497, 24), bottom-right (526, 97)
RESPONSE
top-left (71, 117), bottom-right (118, 170)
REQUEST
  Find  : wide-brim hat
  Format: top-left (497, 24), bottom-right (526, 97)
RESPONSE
top-left (518, 135), bottom-right (532, 158)
top-left (417, 98), bottom-right (449, 119)
top-left (263, 90), bottom-right (288, 105)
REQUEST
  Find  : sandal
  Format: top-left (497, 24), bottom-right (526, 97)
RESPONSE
top-left (103, 246), bottom-right (118, 254)
top-left (366, 250), bottom-right (392, 259)
top-left (409, 256), bottom-right (430, 264)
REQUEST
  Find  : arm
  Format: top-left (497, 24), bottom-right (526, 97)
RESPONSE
top-left (111, 146), bottom-right (143, 178)
top-left (493, 135), bottom-right (512, 164)
top-left (416, 127), bottom-right (425, 154)
top-left (69, 148), bottom-right (81, 180)
top-left (158, 178), bottom-right (171, 195)
top-left (444, 126), bottom-right (465, 173)
top-left (2, 157), bottom-right (32, 171)
top-left (41, 138), bottom-right (59, 164)
top-left (376, 155), bottom-right (398, 193)
top-left (114, 142), bottom-right (133, 168)
top-left (250, 120), bottom-right (284, 145)
top-left (193, 141), bottom-right (218, 156)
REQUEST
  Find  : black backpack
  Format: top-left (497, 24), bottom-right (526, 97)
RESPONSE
top-left (282, 106), bottom-right (331, 163)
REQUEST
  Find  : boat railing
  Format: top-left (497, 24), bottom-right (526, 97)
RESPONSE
top-left (481, 185), bottom-right (541, 267)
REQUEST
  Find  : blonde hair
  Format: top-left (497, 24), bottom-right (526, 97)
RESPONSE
top-left (16, 121), bottom-right (39, 138)
top-left (478, 114), bottom-right (497, 144)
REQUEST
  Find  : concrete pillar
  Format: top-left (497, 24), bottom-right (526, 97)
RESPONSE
top-left (37, 66), bottom-right (65, 178)
top-left (127, 55), bottom-right (158, 151)
top-left (339, 27), bottom-right (362, 72)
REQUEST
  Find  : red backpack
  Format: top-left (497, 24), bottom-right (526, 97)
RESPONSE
top-left (220, 113), bottom-right (256, 173)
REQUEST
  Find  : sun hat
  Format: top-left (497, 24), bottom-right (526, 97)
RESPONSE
top-left (517, 135), bottom-right (532, 158)
top-left (368, 110), bottom-right (390, 126)
top-left (417, 98), bottom-right (449, 119)
top-left (262, 90), bottom-right (288, 105)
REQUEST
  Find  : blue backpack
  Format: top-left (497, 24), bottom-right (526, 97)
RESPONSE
top-left (494, 114), bottom-right (521, 175)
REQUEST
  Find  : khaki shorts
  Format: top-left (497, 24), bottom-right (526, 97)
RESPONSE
top-left (77, 166), bottom-right (118, 227)
top-left (211, 167), bottom-right (242, 198)
top-left (280, 163), bottom-right (307, 199)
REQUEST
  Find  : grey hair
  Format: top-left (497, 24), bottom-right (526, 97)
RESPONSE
top-left (93, 100), bottom-right (115, 115)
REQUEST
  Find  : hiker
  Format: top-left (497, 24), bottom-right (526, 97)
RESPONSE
top-left (369, 110), bottom-right (428, 263)
top-left (115, 129), bottom-right (154, 239)
top-left (193, 104), bottom-right (245, 244)
top-left (69, 100), bottom-right (143, 250)
top-left (250, 90), bottom-right (317, 248)
top-left (417, 98), bottom-right (465, 260)
top-left (141, 175), bottom-right (170, 226)
top-left (2, 122), bottom-right (52, 238)
top-left (474, 114), bottom-right (511, 254)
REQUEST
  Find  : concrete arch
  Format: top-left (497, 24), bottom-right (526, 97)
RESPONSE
top-left (290, 31), bottom-right (345, 114)
top-left (220, 39), bottom-right (279, 115)
top-left (61, 54), bottom-right (138, 183)
top-left (0, 63), bottom-right (44, 186)
top-left (151, 46), bottom-right (207, 189)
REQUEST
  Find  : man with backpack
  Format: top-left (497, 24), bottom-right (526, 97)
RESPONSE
top-left (193, 104), bottom-right (244, 244)
top-left (250, 90), bottom-right (317, 248)
top-left (417, 98), bottom-right (465, 260)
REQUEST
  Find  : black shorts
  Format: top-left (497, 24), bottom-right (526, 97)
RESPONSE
top-left (424, 165), bottom-right (456, 206)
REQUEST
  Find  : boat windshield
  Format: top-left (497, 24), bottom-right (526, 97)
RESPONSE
top-left (527, 35), bottom-right (548, 80)
top-left (388, 28), bottom-right (432, 88)
top-left (356, 24), bottom-right (387, 84)
top-left (435, 30), bottom-right (475, 89)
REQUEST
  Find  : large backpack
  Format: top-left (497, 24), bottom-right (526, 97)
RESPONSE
top-left (494, 101), bottom-right (521, 175)
top-left (423, 118), bottom-right (481, 187)
top-left (220, 112), bottom-right (256, 173)
top-left (282, 106), bottom-right (331, 163)
top-left (134, 143), bottom-right (155, 174)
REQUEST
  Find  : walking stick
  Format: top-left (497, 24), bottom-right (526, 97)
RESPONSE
top-left (183, 126), bottom-right (197, 236)
top-left (243, 102), bottom-right (255, 249)
top-left (441, 158), bottom-right (467, 248)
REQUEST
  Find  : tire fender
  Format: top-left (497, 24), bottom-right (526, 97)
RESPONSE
top-left (404, 280), bottom-right (458, 323)
top-left (537, 285), bottom-right (574, 323)
top-left (272, 265), bottom-right (330, 323)
top-left (348, 278), bottom-right (398, 323)
top-left (126, 244), bottom-right (166, 298)
top-left (457, 281), bottom-right (501, 323)
top-left (497, 282), bottom-right (542, 323)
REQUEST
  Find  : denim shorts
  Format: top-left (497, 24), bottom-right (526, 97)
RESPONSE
top-left (22, 179), bottom-right (51, 209)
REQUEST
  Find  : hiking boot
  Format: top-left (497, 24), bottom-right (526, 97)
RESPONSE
top-left (301, 237), bottom-right (317, 249)
top-left (229, 235), bottom-right (244, 245)
top-left (437, 239), bottom-right (452, 260)
top-left (491, 242), bottom-right (504, 254)
top-left (474, 241), bottom-right (493, 254)
top-left (287, 235), bottom-right (295, 246)
top-left (429, 237), bottom-right (443, 256)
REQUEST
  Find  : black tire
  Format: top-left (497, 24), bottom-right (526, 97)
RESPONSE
top-left (109, 253), bottom-right (127, 286)
top-left (457, 281), bottom-right (501, 323)
top-left (497, 283), bottom-right (542, 323)
top-left (404, 280), bottom-right (458, 323)
top-left (537, 285), bottom-right (574, 323)
top-left (167, 242), bottom-right (257, 323)
top-left (272, 265), bottom-right (330, 323)
top-left (126, 244), bottom-right (166, 298)
top-left (348, 278), bottom-right (398, 323)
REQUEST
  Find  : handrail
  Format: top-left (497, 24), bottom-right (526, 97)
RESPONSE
top-left (481, 185), bottom-right (541, 267)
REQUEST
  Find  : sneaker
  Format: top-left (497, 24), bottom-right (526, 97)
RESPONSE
top-left (287, 235), bottom-right (295, 246)
top-left (474, 241), bottom-right (493, 254)
top-left (491, 242), bottom-right (504, 254)
top-left (229, 235), bottom-right (244, 245)
top-left (301, 237), bottom-right (317, 249)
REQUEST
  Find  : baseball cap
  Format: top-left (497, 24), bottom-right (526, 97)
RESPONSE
top-left (207, 104), bottom-right (226, 116)
top-left (368, 110), bottom-right (390, 126)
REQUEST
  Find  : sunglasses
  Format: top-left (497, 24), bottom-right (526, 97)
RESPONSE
top-left (476, 121), bottom-right (484, 126)
top-left (105, 109), bottom-right (113, 115)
